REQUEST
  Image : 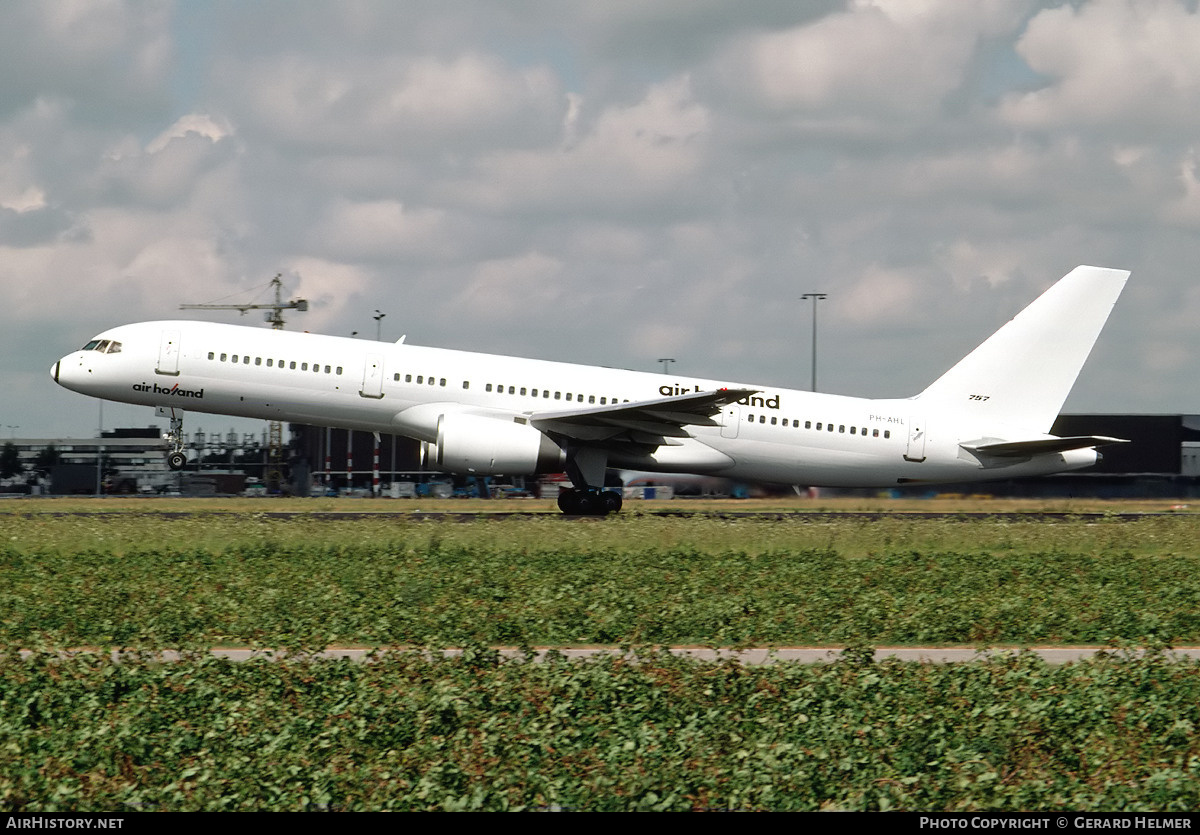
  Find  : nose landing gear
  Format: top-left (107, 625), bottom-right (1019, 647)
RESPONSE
top-left (162, 409), bottom-right (188, 470)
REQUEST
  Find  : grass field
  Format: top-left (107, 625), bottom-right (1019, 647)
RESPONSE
top-left (2, 497), bottom-right (1198, 811)
top-left (2, 495), bottom-right (1198, 647)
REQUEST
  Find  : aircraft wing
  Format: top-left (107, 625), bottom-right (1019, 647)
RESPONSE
top-left (529, 388), bottom-right (757, 445)
top-left (961, 435), bottom-right (1128, 458)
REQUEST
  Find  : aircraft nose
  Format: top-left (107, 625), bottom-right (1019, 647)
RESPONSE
top-left (51, 353), bottom-right (89, 392)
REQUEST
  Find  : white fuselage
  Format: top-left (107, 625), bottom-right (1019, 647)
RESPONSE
top-left (51, 319), bottom-right (1097, 488)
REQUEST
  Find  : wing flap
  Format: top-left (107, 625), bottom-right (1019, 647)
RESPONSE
top-left (530, 388), bottom-right (755, 445)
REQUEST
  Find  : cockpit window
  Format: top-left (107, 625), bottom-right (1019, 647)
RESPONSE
top-left (80, 339), bottom-right (122, 353)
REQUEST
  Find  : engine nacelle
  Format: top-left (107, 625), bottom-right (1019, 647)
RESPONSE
top-left (420, 412), bottom-right (565, 476)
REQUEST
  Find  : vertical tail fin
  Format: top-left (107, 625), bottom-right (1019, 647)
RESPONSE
top-left (915, 265), bottom-right (1129, 433)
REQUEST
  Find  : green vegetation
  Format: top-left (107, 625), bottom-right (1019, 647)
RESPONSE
top-left (0, 506), bottom-right (1197, 647)
top-left (2, 501), bottom-right (1198, 811)
top-left (3, 647), bottom-right (1198, 811)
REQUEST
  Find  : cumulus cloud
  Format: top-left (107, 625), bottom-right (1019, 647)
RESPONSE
top-left (449, 251), bottom-right (568, 322)
top-left (216, 52), bottom-right (564, 154)
top-left (1003, 0), bottom-right (1200, 134)
top-left (0, 0), bottom-right (172, 119)
top-left (718, 0), bottom-right (1030, 130)
top-left (309, 199), bottom-right (452, 262)
top-left (4, 1), bottom-right (1200, 436)
top-left (455, 74), bottom-right (711, 214)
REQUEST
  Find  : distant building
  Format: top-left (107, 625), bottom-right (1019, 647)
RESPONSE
top-left (5, 416), bottom-right (1198, 497)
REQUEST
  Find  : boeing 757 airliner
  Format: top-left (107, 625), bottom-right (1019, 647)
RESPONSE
top-left (52, 265), bottom-right (1129, 514)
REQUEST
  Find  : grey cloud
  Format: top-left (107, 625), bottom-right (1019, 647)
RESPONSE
top-left (4, 0), bottom-right (1200, 439)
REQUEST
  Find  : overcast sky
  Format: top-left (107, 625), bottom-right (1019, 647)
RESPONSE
top-left (4, 0), bottom-right (1198, 439)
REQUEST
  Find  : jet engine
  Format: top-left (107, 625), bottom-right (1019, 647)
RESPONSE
top-left (420, 412), bottom-right (565, 475)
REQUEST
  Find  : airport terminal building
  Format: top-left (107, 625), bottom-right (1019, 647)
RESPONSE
top-left (4, 415), bottom-right (1198, 498)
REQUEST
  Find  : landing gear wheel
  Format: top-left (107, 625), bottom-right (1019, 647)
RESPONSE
top-left (601, 490), bottom-right (623, 514)
top-left (557, 489), bottom-right (574, 514)
top-left (167, 451), bottom-right (187, 471)
top-left (573, 491), bottom-right (599, 516)
top-left (557, 488), bottom-right (621, 516)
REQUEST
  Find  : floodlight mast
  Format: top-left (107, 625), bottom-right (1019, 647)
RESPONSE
top-left (180, 274), bottom-right (308, 491)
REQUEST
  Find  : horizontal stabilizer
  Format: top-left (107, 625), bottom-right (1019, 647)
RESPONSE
top-left (961, 435), bottom-right (1128, 458)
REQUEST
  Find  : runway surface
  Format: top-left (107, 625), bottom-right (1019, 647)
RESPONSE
top-left (20, 509), bottom-right (1193, 523)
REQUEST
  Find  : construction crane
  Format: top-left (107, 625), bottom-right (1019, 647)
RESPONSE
top-left (181, 273), bottom-right (308, 328)
top-left (180, 274), bottom-right (308, 493)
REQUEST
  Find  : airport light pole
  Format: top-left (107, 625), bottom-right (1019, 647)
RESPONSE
top-left (374, 310), bottom-right (386, 341)
top-left (800, 293), bottom-right (827, 392)
top-left (658, 358), bottom-right (675, 374)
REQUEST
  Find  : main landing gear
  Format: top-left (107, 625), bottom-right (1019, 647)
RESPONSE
top-left (557, 488), bottom-right (623, 516)
top-left (557, 445), bottom-right (623, 516)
